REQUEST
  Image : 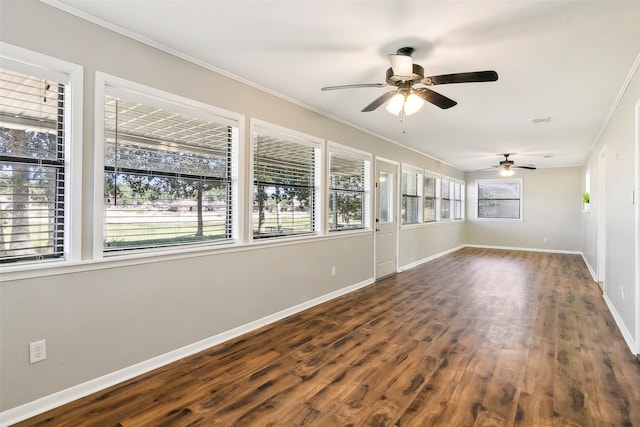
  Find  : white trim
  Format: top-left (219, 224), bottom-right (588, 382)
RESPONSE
top-left (0, 42), bottom-right (84, 266)
top-left (603, 293), bottom-right (639, 355)
top-left (464, 244), bottom-right (582, 255)
top-left (398, 244), bottom-right (464, 272)
top-left (581, 252), bottom-right (598, 282)
top-left (0, 276), bottom-right (374, 426)
top-left (635, 99), bottom-right (640, 355)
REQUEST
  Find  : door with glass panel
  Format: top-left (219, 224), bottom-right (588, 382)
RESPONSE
top-left (375, 159), bottom-right (398, 279)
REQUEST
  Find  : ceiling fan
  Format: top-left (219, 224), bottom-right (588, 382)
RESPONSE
top-left (321, 47), bottom-right (498, 117)
top-left (493, 154), bottom-right (537, 176)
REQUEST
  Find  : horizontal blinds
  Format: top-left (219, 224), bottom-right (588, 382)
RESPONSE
top-left (330, 152), bottom-right (365, 191)
top-left (0, 68), bottom-right (66, 263)
top-left (104, 95), bottom-right (234, 251)
top-left (402, 169), bottom-right (421, 196)
top-left (254, 133), bottom-right (315, 187)
top-left (424, 175), bottom-right (437, 198)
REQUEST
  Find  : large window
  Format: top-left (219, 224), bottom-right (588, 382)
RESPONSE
top-left (441, 177), bottom-right (453, 220)
top-left (477, 179), bottom-right (522, 220)
top-left (0, 67), bottom-right (67, 263)
top-left (423, 172), bottom-right (439, 222)
top-left (328, 145), bottom-right (370, 231)
top-left (401, 166), bottom-right (422, 225)
top-left (252, 125), bottom-right (320, 239)
top-left (103, 89), bottom-right (238, 252)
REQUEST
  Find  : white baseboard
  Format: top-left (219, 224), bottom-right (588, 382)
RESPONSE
top-left (0, 277), bottom-right (374, 427)
top-left (580, 253), bottom-right (598, 282)
top-left (398, 245), bottom-right (464, 272)
top-left (603, 293), bottom-right (639, 355)
top-left (464, 243), bottom-right (582, 255)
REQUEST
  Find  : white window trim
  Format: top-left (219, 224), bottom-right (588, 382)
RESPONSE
top-left (327, 141), bottom-right (372, 233)
top-left (475, 178), bottom-right (524, 222)
top-left (249, 119), bottom-right (323, 242)
top-left (423, 169), bottom-right (441, 223)
top-left (94, 72), bottom-right (244, 259)
top-left (453, 179), bottom-right (465, 221)
top-left (441, 175), bottom-right (455, 221)
top-left (0, 42), bottom-right (83, 272)
top-left (401, 163), bottom-right (423, 226)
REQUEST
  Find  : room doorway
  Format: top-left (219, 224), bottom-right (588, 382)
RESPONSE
top-left (375, 158), bottom-right (398, 280)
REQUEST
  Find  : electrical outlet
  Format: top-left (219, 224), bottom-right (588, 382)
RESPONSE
top-left (543, 237), bottom-right (548, 243)
top-left (620, 286), bottom-right (625, 299)
top-left (331, 266), bottom-right (336, 276)
top-left (29, 339), bottom-right (46, 364)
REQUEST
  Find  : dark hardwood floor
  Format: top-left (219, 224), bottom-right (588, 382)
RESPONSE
top-left (16, 248), bottom-right (640, 426)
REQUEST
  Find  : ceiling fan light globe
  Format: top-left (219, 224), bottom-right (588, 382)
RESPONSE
top-left (386, 93), bottom-right (405, 115)
top-left (500, 167), bottom-right (514, 177)
top-left (404, 93), bottom-right (424, 115)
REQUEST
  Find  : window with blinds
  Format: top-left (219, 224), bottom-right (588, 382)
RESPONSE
top-left (424, 173), bottom-right (439, 222)
top-left (253, 129), bottom-right (319, 239)
top-left (328, 149), bottom-right (369, 231)
top-left (477, 179), bottom-right (522, 219)
top-left (103, 94), bottom-right (236, 252)
top-left (454, 180), bottom-right (465, 220)
top-left (0, 68), bottom-right (66, 263)
top-left (441, 177), bottom-right (453, 220)
top-left (401, 167), bottom-right (422, 224)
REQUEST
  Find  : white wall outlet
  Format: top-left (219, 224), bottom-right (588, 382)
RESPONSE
top-left (331, 266), bottom-right (336, 276)
top-left (543, 237), bottom-right (549, 243)
top-left (29, 339), bottom-right (46, 364)
top-left (620, 286), bottom-right (625, 299)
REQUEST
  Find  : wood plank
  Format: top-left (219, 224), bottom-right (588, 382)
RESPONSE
top-left (15, 248), bottom-right (640, 427)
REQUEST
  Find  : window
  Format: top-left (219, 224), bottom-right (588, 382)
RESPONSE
top-left (328, 145), bottom-right (370, 231)
top-left (252, 125), bottom-right (320, 239)
top-left (453, 180), bottom-right (465, 220)
top-left (401, 166), bottom-right (422, 224)
top-left (441, 177), bottom-right (453, 220)
top-left (423, 172), bottom-right (439, 222)
top-left (103, 88), bottom-right (238, 252)
top-left (0, 67), bottom-right (68, 263)
top-left (477, 179), bottom-right (522, 220)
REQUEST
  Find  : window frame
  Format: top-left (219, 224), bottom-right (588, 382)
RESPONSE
top-left (94, 72), bottom-right (243, 259)
top-left (327, 142), bottom-right (371, 233)
top-left (476, 178), bottom-right (524, 221)
top-left (453, 179), bottom-right (465, 221)
top-left (423, 170), bottom-right (440, 223)
top-left (0, 42), bottom-right (83, 269)
top-left (441, 176), bottom-right (454, 221)
top-left (401, 164), bottom-right (423, 226)
top-left (250, 120), bottom-right (322, 241)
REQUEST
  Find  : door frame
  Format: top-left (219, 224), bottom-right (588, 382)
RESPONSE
top-left (597, 146), bottom-right (607, 287)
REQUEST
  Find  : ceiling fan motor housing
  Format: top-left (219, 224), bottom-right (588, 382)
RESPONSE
top-left (386, 64), bottom-right (425, 85)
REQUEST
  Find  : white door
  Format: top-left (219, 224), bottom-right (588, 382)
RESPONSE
top-left (375, 159), bottom-right (398, 280)
top-left (597, 147), bottom-right (606, 287)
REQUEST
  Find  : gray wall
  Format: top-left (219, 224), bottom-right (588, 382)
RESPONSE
top-left (581, 63), bottom-right (639, 351)
top-left (0, 1), bottom-right (465, 413)
top-left (465, 167), bottom-right (583, 252)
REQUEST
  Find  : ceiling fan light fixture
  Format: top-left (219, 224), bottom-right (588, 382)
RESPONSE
top-left (386, 93), bottom-right (405, 115)
top-left (500, 166), bottom-right (514, 177)
top-left (404, 93), bottom-right (424, 115)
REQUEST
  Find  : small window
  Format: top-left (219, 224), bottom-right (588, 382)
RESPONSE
top-left (103, 90), bottom-right (238, 252)
top-left (423, 172), bottom-right (440, 222)
top-left (401, 166), bottom-right (422, 224)
top-left (0, 67), bottom-right (68, 263)
top-left (453, 180), bottom-right (465, 220)
top-left (328, 146), bottom-right (370, 231)
top-left (252, 125), bottom-right (320, 239)
top-left (441, 177), bottom-right (453, 220)
top-left (477, 179), bottom-right (522, 220)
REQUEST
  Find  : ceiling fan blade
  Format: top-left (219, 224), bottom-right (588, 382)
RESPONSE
top-left (424, 71), bottom-right (499, 85)
top-left (362, 91), bottom-right (398, 112)
top-left (414, 88), bottom-right (457, 109)
top-left (321, 83), bottom-right (387, 91)
top-left (514, 165), bottom-right (537, 170)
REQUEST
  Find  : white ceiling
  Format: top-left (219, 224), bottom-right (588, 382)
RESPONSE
top-left (47, 0), bottom-right (640, 171)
